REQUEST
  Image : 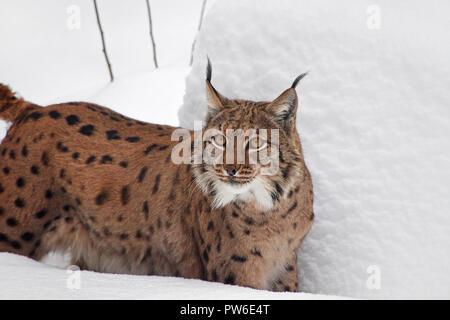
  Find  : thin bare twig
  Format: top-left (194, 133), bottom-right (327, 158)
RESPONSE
top-left (189, 0), bottom-right (207, 66)
top-left (93, 0), bottom-right (114, 82)
top-left (145, 0), bottom-right (158, 68)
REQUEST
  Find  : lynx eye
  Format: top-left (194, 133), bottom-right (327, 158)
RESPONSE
top-left (248, 137), bottom-right (267, 151)
top-left (211, 133), bottom-right (227, 148)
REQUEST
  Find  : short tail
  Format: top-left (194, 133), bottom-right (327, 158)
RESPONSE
top-left (0, 84), bottom-right (33, 122)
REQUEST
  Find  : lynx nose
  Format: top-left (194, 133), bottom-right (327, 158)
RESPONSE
top-left (225, 165), bottom-right (238, 177)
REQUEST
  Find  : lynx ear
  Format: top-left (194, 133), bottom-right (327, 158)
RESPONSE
top-left (265, 72), bottom-right (307, 128)
top-left (205, 58), bottom-right (230, 122)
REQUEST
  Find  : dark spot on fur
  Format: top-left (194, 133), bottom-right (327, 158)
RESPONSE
top-left (288, 201), bottom-right (298, 214)
top-left (30, 165), bottom-right (39, 175)
top-left (106, 130), bottom-right (121, 140)
top-left (45, 190), bottom-right (52, 199)
top-left (9, 150), bottom-right (16, 159)
top-left (143, 201), bottom-right (149, 219)
top-left (144, 143), bottom-right (158, 155)
top-left (142, 247), bottom-right (152, 261)
top-left (3, 167), bottom-right (10, 175)
top-left (119, 161), bottom-right (128, 168)
top-left (11, 241), bottom-right (21, 249)
top-left (14, 198), bottom-right (25, 208)
top-left (95, 192), bottom-right (108, 205)
top-left (138, 167), bottom-right (148, 183)
top-left (21, 232), bottom-right (34, 242)
top-left (56, 142), bottom-right (69, 153)
top-left (244, 216), bottom-right (254, 225)
top-left (79, 124), bottom-right (94, 136)
top-left (203, 249), bottom-right (209, 262)
top-left (66, 115), bottom-right (80, 125)
top-left (0, 233), bottom-right (8, 242)
top-left (251, 248), bottom-right (263, 257)
top-left (6, 217), bottom-right (18, 227)
top-left (231, 254), bottom-right (247, 263)
top-left (16, 177), bottom-right (25, 188)
top-left (157, 217), bottom-right (162, 229)
top-left (28, 112), bottom-right (43, 121)
top-left (41, 151), bottom-right (49, 166)
top-left (152, 174), bottom-right (161, 194)
top-left (101, 155), bottom-right (113, 164)
top-left (65, 216), bottom-right (73, 223)
top-left (282, 201), bottom-right (298, 219)
top-left (207, 221), bottom-right (214, 231)
top-left (49, 110), bottom-right (61, 119)
top-left (72, 152), bottom-right (80, 159)
top-left (159, 145), bottom-right (169, 151)
top-left (125, 136), bottom-right (140, 143)
top-left (225, 273), bottom-right (235, 285)
top-left (35, 209), bottom-right (48, 219)
top-left (121, 186), bottom-right (130, 205)
top-left (119, 233), bottom-right (129, 240)
top-left (86, 155), bottom-right (96, 164)
top-left (21, 145), bottom-right (28, 157)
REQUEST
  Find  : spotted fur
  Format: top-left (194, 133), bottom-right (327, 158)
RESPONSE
top-left (0, 70), bottom-right (313, 292)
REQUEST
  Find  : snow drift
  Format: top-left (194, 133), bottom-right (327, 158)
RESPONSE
top-left (0, 252), bottom-right (344, 299)
top-left (179, 0), bottom-right (450, 298)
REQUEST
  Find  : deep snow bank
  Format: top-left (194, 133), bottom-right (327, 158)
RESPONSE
top-left (179, 0), bottom-right (450, 298)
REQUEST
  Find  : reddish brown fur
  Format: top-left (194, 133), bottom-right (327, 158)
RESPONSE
top-left (0, 80), bottom-right (313, 292)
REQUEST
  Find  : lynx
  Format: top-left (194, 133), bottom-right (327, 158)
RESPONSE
top-left (0, 62), bottom-right (313, 291)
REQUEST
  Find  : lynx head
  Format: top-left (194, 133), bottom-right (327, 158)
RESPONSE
top-left (192, 59), bottom-right (308, 211)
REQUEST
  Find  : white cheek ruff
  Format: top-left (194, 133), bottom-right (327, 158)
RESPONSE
top-left (211, 177), bottom-right (275, 211)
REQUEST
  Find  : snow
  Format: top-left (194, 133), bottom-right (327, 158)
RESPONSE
top-left (0, 252), bottom-right (344, 299)
top-left (179, 0), bottom-right (450, 299)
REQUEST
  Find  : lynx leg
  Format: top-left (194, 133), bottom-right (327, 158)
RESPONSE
top-left (0, 181), bottom-right (57, 260)
top-left (272, 254), bottom-right (299, 292)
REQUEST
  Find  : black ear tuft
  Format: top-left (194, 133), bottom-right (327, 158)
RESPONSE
top-left (291, 72), bottom-right (308, 89)
top-left (206, 56), bottom-right (212, 82)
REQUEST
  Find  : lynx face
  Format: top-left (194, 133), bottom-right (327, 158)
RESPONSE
top-left (192, 62), bottom-right (308, 211)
